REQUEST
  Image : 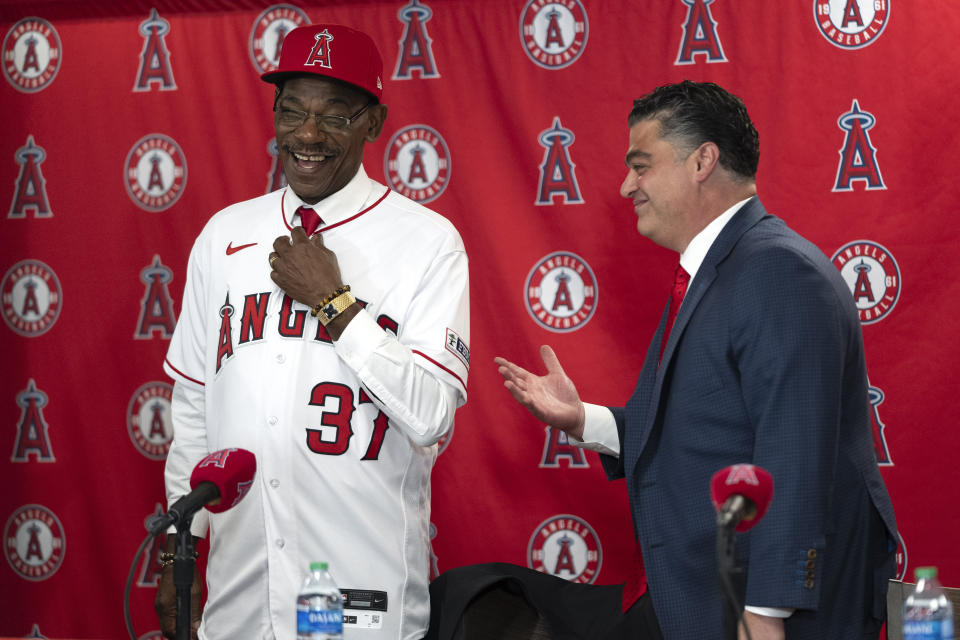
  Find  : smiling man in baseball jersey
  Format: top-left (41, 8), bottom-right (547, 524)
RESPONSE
top-left (155, 24), bottom-right (470, 640)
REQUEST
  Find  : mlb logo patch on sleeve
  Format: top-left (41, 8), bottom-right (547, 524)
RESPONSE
top-left (445, 329), bottom-right (469, 368)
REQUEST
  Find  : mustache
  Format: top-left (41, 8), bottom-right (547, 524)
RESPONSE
top-left (281, 143), bottom-right (340, 156)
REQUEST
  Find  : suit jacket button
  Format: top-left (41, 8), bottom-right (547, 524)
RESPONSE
top-left (804, 578), bottom-right (815, 589)
top-left (805, 559), bottom-right (816, 569)
top-left (807, 549), bottom-right (817, 559)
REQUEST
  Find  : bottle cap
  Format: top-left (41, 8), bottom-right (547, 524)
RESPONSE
top-left (914, 566), bottom-right (938, 580)
top-left (310, 561), bottom-right (329, 572)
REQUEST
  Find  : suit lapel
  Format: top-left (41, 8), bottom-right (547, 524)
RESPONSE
top-left (626, 197), bottom-right (770, 476)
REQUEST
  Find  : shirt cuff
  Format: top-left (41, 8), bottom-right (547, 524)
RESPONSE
top-left (568, 403), bottom-right (620, 457)
top-left (332, 307), bottom-right (383, 368)
top-left (744, 606), bottom-right (794, 618)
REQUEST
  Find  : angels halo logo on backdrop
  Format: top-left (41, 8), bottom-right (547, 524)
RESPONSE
top-left (2, 17), bottom-right (62, 93)
top-left (831, 240), bottom-right (901, 324)
top-left (127, 381), bottom-right (174, 460)
top-left (524, 251), bottom-right (597, 333)
top-left (124, 134), bottom-right (188, 212)
top-left (1, 260), bottom-right (62, 337)
top-left (519, 0), bottom-right (589, 70)
top-left (249, 4), bottom-right (310, 74)
top-left (384, 124), bottom-right (451, 204)
top-left (814, 0), bottom-right (890, 50)
top-left (527, 514), bottom-right (602, 584)
top-left (4, 504), bottom-right (65, 582)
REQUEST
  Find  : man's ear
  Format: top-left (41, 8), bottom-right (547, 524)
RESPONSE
top-left (365, 104), bottom-right (388, 142)
top-left (692, 141), bottom-right (720, 182)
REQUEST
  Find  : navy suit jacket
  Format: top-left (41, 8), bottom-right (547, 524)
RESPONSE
top-left (601, 198), bottom-right (898, 639)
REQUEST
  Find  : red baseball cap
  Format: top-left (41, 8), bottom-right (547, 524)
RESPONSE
top-left (261, 24), bottom-right (383, 102)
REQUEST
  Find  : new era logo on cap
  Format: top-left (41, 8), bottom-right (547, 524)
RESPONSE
top-left (261, 24), bottom-right (384, 102)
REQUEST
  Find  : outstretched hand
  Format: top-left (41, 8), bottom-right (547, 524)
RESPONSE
top-left (494, 345), bottom-right (585, 440)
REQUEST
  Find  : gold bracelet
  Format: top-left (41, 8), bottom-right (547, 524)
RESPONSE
top-left (311, 285), bottom-right (350, 318)
top-left (159, 550), bottom-right (199, 568)
top-left (314, 290), bottom-right (357, 327)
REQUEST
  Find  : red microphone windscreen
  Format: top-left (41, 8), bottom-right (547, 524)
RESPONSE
top-left (189, 448), bottom-right (257, 514)
top-left (710, 464), bottom-right (774, 532)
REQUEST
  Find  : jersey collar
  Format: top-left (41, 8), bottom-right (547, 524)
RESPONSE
top-left (282, 165), bottom-right (376, 230)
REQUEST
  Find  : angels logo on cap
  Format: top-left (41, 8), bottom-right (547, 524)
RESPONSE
top-left (261, 24), bottom-right (384, 102)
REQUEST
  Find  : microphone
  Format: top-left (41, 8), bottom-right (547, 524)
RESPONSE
top-left (710, 464), bottom-right (773, 532)
top-left (147, 448), bottom-right (257, 535)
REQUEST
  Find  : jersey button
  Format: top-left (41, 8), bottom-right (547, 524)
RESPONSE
top-left (268, 416), bottom-right (278, 426)
top-left (275, 353), bottom-right (285, 364)
top-left (270, 478), bottom-right (280, 488)
top-left (275, 538), bottom-right (285, 549)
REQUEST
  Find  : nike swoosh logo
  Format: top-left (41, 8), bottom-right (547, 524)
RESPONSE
top-left (226, 242), bottom-right (258, 255)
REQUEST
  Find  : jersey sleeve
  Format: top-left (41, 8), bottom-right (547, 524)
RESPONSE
top-left (163, 232), bottom-right (209, 389)
top-left (334, 244), bottom-right (469, 447)
top-left (162, 233), bottom-right (211, 536)
top-left (401, 245), bottom-right (470, 397)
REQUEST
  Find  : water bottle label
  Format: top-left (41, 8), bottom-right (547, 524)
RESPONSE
top-left (904, 619), bottom-right (954, 639)
top-left (297, 609), bottom-right (343, 633)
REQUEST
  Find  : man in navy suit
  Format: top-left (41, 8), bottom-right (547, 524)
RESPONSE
top-left (496, 81), bottom-right (897, 639)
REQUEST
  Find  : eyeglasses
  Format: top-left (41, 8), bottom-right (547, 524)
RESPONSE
top-left (275, 101), bottom-right (374, 132)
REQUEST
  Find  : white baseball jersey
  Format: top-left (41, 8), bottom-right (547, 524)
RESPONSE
top-left (163, 166), bottom-right (469, 640)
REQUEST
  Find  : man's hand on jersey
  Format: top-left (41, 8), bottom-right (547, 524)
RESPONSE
top-left (495, 345), bottom-right (585, 440)
top-left (270, 227), bottom-right (343, 308)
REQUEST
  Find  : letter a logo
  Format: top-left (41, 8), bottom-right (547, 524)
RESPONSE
top-left (724, 464), bottom-right (758, 485)
top-left (868, 384), bottom-right (892, 465)
top-left (216, 293), bottom-right (235, 373)
top-left (134, 255), bottom-right (177, 339)
top-left (676, 0), bottom-right (727, 65)
top-left (393, 0), bottom-right (440, 80)
top-left (11, 379), bottom-right (55, 463)
top-left (133, 9), bottom-right (177, 92)
top-left (834, 99), bottom-right (885, 192)
top-left (536, 117), bottom-right (584, 206)
top-left (540, 427), bottom-right (589, 469)
top-left (9, 135), bottom-right (52, 219)
top-left (304, 29), bottom-right (333, 69)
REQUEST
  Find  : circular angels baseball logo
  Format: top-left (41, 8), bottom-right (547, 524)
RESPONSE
top-left (127, 381), bottom-right (174, 460)
top-left (249, 4), bottom-right (310, 74)
top-left (384, 125), bottom-right (451, 204)
top-left (2, 17), bottom-right (62, 93)
top-left (814, 0), bottom-right (890, 50)
top-left (831, 240), bottom-right (900, 324)
top-left (1, 260), bottom-right (62, 337)
top-left (124, 134), bottom-right (187, 211)
top-left (519, 0), bottom-right (589, 70)
top-left (527, 514), bottom-right (602, 584)
top-left (525, 251), bottom-right (597, 332)
top-left (4, 504), bottom-right (65, 581)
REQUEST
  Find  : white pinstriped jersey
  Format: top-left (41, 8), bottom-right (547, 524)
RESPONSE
top-left (163, 167), bottom-right (469, 640)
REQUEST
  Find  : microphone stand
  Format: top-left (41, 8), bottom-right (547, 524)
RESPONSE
top-left (174, 516), bottom-right (197, 640)
top-left (716, 521), bottom-right (751, 640)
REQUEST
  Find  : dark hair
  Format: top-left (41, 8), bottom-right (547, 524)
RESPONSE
top-left (628, 80), bottom-right (759, 180)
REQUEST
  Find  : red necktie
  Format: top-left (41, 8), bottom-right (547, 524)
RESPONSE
top-left (297, 206), bottom-right (322, 236)
top-left (659, 262), bottom-right (690, 362)
top-left (622, 540), bottom-right (648, 612)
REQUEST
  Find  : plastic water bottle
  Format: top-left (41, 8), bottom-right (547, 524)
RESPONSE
top-left (296, 561), bottom-right (343, 640)
top-left (904, 566), bottom-right (954, 640)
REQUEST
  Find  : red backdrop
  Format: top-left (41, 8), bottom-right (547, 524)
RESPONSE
top-left (2, 1), bottom-right (958, 638)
